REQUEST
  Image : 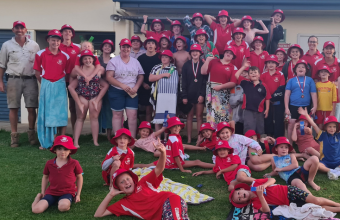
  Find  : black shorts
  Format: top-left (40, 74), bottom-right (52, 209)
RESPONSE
top-left (41, 194), bottom-right (73, 206)
top-left (287, 166), bottom-right (309, 185)
top-left (289, 105), bottom-right (311, 119)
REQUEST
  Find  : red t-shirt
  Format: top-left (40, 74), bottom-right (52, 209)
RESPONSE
top-left (276, 64), bottom-right (284, 72)
top-left (312, 57), bottom-right (340, 82)
top-left (75, 53), bottom-right (101, 66)
top-left (251, 179), bottom-right (290, 210)
top-left (260, 71), bottom-right (285, 95)
top-left (199, 132), bottom-right (218, 150)
top-left (227, 40), bottom-right (250, 69)
top-left (249, 51), bottom-right (269, 74)
top-left (101, 147), bottom-right (135, 184)
top-left (213, 154), bottom-right (243, 184)
top-left (33, 48), bottom-right (71, 82)
top-left (157, 134), bottom-right (185, 169)
top-left (145, 30), bottom-right (172, 41)
top-left (210, 22), bottom-right (235, 55)
top-left (43, 157), bottom-right (83, 197)
top-left (59, 42), bottom-right (80, 76)
top-left (107, 170), bottom-right (177, 220)
top-left (207, 59), bottom-right (238, 84)
top-left (301, 50), bottom-right (322, 67)
top-left (287, 61), bottom-right (296, 80)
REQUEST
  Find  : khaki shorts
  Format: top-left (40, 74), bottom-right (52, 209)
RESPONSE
top-left (6, 77), bottom-right (39, 108)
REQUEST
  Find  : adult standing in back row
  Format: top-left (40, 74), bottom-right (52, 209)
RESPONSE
top-left (0, 21), bottom-right (40, 148)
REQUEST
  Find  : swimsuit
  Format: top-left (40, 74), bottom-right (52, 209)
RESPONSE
top-left (75, 75), bottom-right (101, 100)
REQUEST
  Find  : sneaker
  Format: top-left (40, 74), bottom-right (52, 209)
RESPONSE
top-left (334, 169), bottom-right (340, 177)
top-left (335, 166), bottom-right (340, 172)
top-left (328, 170), bottom-right (339, 180)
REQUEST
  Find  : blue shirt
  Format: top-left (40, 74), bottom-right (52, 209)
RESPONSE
top-left (286, 76), bottom-right (316, 106)
top-left (273, 154), bottom-right (300, 182)
top-left (170, 36), bottom-right (191, 53)
top-left (316, 130), bottom-right (340, 167)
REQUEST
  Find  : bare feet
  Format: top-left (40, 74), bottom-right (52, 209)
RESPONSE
top-left (38, 146), bottom-right (44, 150)
top-left (94, 142), bottom-right (99, 146)
top-left (75, 145), bottom-right (80, 149)
top-left (298, 157), bottom-right (305, 162)
top-left (308, 181), bottom-right (321, 191)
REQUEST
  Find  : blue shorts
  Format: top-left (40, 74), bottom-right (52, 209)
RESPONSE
top-left (320, 160), bottom-right (340, 169)
top-left (41, 194), bottom-right (73, 206)
top-left (108, 86), bottom-right (138, 111)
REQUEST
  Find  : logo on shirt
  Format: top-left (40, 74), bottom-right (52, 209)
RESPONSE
top-left (284, 157), bottom-right (291, 164)
top-left (274, 77), bottom-right (279, 82)
top-left (125, 158), bottom-right (130, 165)
top-left (258, 88), bottom-right (262, 92)
top-left (226, 29), bottom-right (229, 33)
top-left (260, 55), bottom-right (265, 59)
top-left (332, 67), bottom-right (337, 73)
top-left (240, 48), bottom-right (244, 52)
top-left (136, 185), bottom-right (142, 193)
top-left (227, 157), bottom-right (231, 162)
top-left (175, 208), bottom-right (181, 219)
top-left (225, 67), bottom-right (230, 71)
top-left (60, 137), bottom-right (68, 142)
top-left (57, 59), bottom-right (63, 65)
top-left (71, 50), bottom-right (76, 54)
top-left (314, 56), bottom-right (319, 60)
top-left (166, 145), bottom-right (171, 150)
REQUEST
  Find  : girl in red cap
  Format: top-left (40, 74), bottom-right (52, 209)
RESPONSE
top-left (94, 139), bottom-right (190, 219)
top-left (240, 15), bottom-right (269, 46)
top-left (249, 36), bottom-right (269, 73)
top-left (275, 47), bottom-right (288, 72)
top-left (282, 44), bottom-right (310, 80)
top-left (193, 140), bottom-right (254, 191)
top-left (166, 19), bottom-right (191, 53)
top-left (194, 29), bottom-right (219, 61)
top-left (101, 128), bottom-right (135, 189)
top-left (130, 35), bottom-right (146, 59)
top-left (158, 34), bottom-right (172, 53)
top-left (196, 122), bottom-right (218, 150)
top-left (226, 27), bottom-right (250, 69)
top-left (140, 15), bottom-right (172, 40)
top-left (183, 12), bottom-right (213, 45)
top-left (265, 9), bottom-right (284, 54)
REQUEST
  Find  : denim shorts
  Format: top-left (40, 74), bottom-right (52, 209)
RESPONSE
top-left (41, 194), bottom-right (73, 206)
top-left (108, 86), bottom-right (138, 111)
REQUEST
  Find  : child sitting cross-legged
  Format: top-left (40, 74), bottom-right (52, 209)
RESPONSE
top-left (32, 136), bottom-right (83, 214)
top-left (193, 140), bottom-right (254, 192)
top-left (134, 117), bottom-right (213, 173)
top-left (230, 178), bottom-right (340, 213)
top-left (94, 139), bottom-right (190, 219)
top-left (264, 137), bottom-right (320, 193)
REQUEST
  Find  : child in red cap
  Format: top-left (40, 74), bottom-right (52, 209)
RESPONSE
top-left (275, 47), bottom-right (288, 72)
top-left (282, 44), bottom-right (306, 80)
top-left (134, 117), bottom-right (213, 173)
top-left (184, 12), bottom-right (213, 45)
top-left (101, 128), bottom-right (135, 189)
top-left (158, 34), bottom-right (172, 53)
top-left (32, 135), bottom-right (83, 213)
top-left (226, 27), bottom-right (250, 69)
top-left (194, 29), bottom-right (219, 62)
top-left (245, 129), bottom-right (276, 154)
top-left (94, 139), bottom-right (190, 219)
top-left (265, 9), bottom-right (284, 54)
top-left (193, 140), bottom-right (254, 191)
top-left (166, 19), bottom-right (191, 53)
top-left (240, 15), bottom-right (269, 45)
top-left (140, 15), bottom-right (172, 41)
top-left (230, 178), bottom-right (340, 213)
top-left (264, 137), bottom-right (320, 192)
top-left (173, 36), bottom-right (191, 76)
top-left (130, 35), bottom-right (146, 59)
top-left (249, 36), bottom-right (269, 73)
top-left (196, 122), bottom-right (218, 150)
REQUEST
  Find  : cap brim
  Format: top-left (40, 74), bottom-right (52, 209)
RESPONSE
top-left (112, 170), bottom-right (139, 189)
top-left (50, 144), bottom-right (78, 155)
top-left (110, 134), bottom-right (135, 147)
top-left (165, 123), bottom-right (185, 133)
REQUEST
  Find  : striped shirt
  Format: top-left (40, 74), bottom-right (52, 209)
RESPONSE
top-left (150, 63), bottom-right (178, 94)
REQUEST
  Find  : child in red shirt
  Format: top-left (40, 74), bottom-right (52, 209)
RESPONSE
top-left (282, 44), bottom-right (305, 80)
top-left (227, 27), bottom-right (250, 69)
top-left (101, 128), bottom-right (135, 189)
top-left (193, 140), bottom-right (254, 192)
top-left (230, 178), bottom-right (340, 213)
top-left (249, 36), bottom-right (269, 73)
top-left (94, 140), bottom-right (189, 219)
top-left (275, 47), bottom-right (288, 72)
top-left (141, 15), bottom-right (172, 41)
top-left (158, 34), bottom-right (172, 53)
top-left (134, 117), bottom-right (214, 173)
top-left (196, 122), bottom-right (218, 150)
top-left (32, 135), bottom-right (83, 213)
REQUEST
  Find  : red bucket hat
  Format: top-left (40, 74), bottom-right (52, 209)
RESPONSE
top-left (199, 123), bottom-right (215, 134)
top-left (323, 41), bottom-right (335, 49)
top-left (170, 20), bottom-right (184, 33)
top-left (165, 117), bottom-right (185, 133)
top-left (229, 183), bottom-right (251, 208)
top-left (100, 39), bottom-right (115, 53)
top-left (265, 55), bottom-right (279, 65)
top-left (80, 49), bottom-right (97, 64)
top-left (143, 36), bottom-right (158, 50)
top-left (223, 45), bottom-right (237, 59)
top-left (216, 10), bottom-right (230, 23)
top-left (45, 29), bottom-right (62, 41)
top-left (251, 36), bottom-right (266, 50)
top-left (287, 44), bottom-right (304, 59)
top-left (112, 168), bottom-right (139, 190)
top-left (13, 21), bottom-right (26, 28)
top-left (190, 44), bottom-right (203, 55)
top-left (244, 130), bottom-right (257, 138)
top-left (159, 49), bottom-right (174, 63)
top-left (275, 48), bottom-right (288, 62)
top-left (232, 27), bottom-right (246, 39)
top-left (216, 122), bottom-right (234, 134)
top-left (323, 116), bottom-right (340, 132)
top-left (131, 35), bottom-right (143, 47)
top-left (60, 24), bottom-right (75, 38)
top-left (151, 19), bottom-right (164, 31)
top-left (294, 59), bottom-right (309, 72)
top-left (241, 15), bottom-right (255, 29)
top-left (272, 9), bottom-right (285, 23)
top-left (296, 115), bottom-right (311, 127)
top-left (194, 29), bottom-right (209, 42)
top-left (50, 135), bottom-right (78, 155)
top-left (120, 38), bottom-right (132, 47)
top-left (158, 34), bottom-right (172, 49)
top-left (272, 137), bottom-right (293, 154)
top-left (191, 12), bottom-right (203, 23)
top-left (138, 121), bottom-right (153, 134)
top-left (110, 128), bottom-right (135, 147)
top-left (317, 65), bottom-right (332, 75)
top-left (174, 36), bottom-right (187, 50)
top-left (213, 140), bottom-right (234, 155)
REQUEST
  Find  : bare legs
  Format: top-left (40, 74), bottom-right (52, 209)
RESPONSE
top-left (112, 109), bottom-right (138, 138)
top-left (32, 193), bottom-right (71, 214)
top-left (73, 96), bottom-right (89, 148)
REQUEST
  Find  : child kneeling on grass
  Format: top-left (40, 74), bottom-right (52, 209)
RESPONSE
top-left (101, 128), bottom-right (135, 189)
top-left (94, 139), bottom-right (189, 219)
top-left (134, 117), bottom-right (213, 173)
top-left (230, 178), bottom-right (340, 213)
top-left (193, 140), bottom-right (254, 192)
top-left (32, 135), bottom-right (83, 213)
top-left (263, 137), bottom-right (320, 193)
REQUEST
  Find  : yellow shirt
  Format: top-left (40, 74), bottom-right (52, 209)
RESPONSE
top-left (316, 81), bottom-right (337, 111)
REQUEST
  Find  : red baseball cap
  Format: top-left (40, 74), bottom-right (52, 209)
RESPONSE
top-left (45, 29), bottom-right (62, 41)
top-left (13, 21), bottom-right (26, 28)
top-left (265, 55), bottom-right (279, 65)
top-left (190, 44), bottom-right (203, 55)
top-left (317, 65), bottom-right (332, 75)
top-left (241, 15), bottom-right (255, 28)
top-left (199, 122), bottom-right (215, 134)
top-left (170, 20), bottom-right (184, 33)
top-left (112, 168), bottom-right (139, 190)
top-left (287, 44), bottom-right (304, 59)
top-left (138, 121), bottom-right (153, 134)
top-left (110, 128), bottom-right (135, 147)
top-left (165, 117), bottom-right (185, 133)
top-left (272, 9), bottom-right (285, 23)
top-left (251, 36), bottom-right (266, 50)
top-left (216, 10), bottom-right (230, 23)
top-left (294, 59), bottom-right (309, 71)
top-left (100, 39), bottom-right (115, 53)
top-left (60, 24), bottom-right (75, 38)
top-left (323, 116), bottom-right (340, 132)
top-left (223, 45), bottom-right (237, 59)
top-left (174, 36), bottom-right (187, 50)
top-left (213, 140), bottom-right (234, 155)
top-left (50, 135), bottom-right (78, 155)
top-left (275, 48), bottom-right (288, 62)
top-left (120, 38), bottom-right (132, 47)
top-left (232, 27), bottom-right (246, 39)
top-left (159, 49), bottom-right (174, 63)
top-left (229, 183), bottom-right (251, 208)
top-left (244, 130), bottom-right (257, 138)
top-left (194, 29), bottom-right (209, 43)
top-left (272, 137), bottom-right (293, 154)
top-left (79, 50), bottom-right (97, 64)
top-left (143, 36), bottom-right (158, 50)
top-left (151, 19), bottom-right (164, 31)
top-left (191, 12), bottom-right (203, 23)
top-left (158, 34), bottom-right (172, 49)
top-left (323, 41), bottom-right (335, 49)
top-left (216, 122), bottom-right (234, 134)
top-left (131, 35), bottom-right (143, 47)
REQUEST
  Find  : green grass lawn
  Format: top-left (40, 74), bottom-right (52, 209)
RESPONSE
top-left (1, 130), bottom-right (340, 220)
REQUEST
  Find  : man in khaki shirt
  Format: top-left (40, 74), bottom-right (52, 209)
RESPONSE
top-left (0, 21), bottom-right (40, 147)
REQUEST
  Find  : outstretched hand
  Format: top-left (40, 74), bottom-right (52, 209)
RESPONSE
top-left (297, 107), bottom-right (309, 117)
top-left (109, 187), bottom-right (124, 197)
top-left (153, 138), bottom-right (166, 154)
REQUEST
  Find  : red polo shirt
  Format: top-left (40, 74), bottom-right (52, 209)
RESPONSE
top-left (312, 57), bottom-right (340, 82)
top-left (199, 132), bottom-right (218, 150)
top-left (75, 54), bottom-right (101, 66)
top-left (260, 70), bottom-right (286, 95)
top-left (287, 61), bottom-right (297, 80)
top-left (210, 22), bottom-right (235, 55)
top-left (43, 157), bottom-right (83, 197)
top-left (227, 40), bottom-right (250, 69)
top-left (33, 48), bottom-right (71, 82)
top-left (301, 50), bottom-right (322, 67)
top-left (276, 64), bottom-right (284, 72)
top-left (249, 51), bottom-right (269, 74)
top-left (145, 30), bottom-right (172, 41)
top-left (59, 42), bottom-right (80, 77)
top-left (207, 59), bottom-right (238, 84)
